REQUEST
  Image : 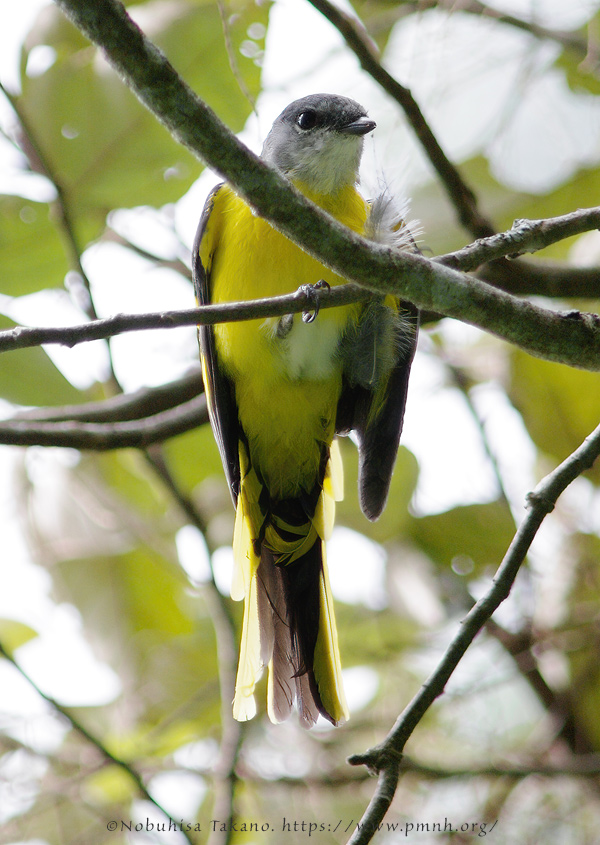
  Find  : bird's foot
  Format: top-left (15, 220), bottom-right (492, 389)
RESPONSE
top-left (298, 280), bottom-right (331, 323)
top-left (276, 313), bottom-right (294, 338)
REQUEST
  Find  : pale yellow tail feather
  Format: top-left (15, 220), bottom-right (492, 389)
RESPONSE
top-left (326, 437), bottom-right (344, 502)
top-left (231, 499), bottom-right (252, 602)
top-left (313, 547), bottom-right (349, 725)
top-left (313, 438), bottom-right (343, 542)
top-left (232, 566), bottom-right (261, 721)
top-left (231, 469), bottom-right (264, 720)
top-left (231, 441), bottom-right (348, 725)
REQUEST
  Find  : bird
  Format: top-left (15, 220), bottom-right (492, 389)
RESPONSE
top-left (192, 93), bottom-right (419, 728)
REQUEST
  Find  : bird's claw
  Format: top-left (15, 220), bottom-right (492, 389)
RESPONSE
top-left (299, 280), bottom-right (331, 323)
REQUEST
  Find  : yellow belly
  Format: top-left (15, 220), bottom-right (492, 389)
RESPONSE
top-left (210, 185), bottom-right (367, 498)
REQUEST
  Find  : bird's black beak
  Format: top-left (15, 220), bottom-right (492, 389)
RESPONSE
top-left (339, 116), bottom-right (376, 136)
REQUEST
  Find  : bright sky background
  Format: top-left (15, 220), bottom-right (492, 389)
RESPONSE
top-left (1, 0), bottom-right (600, 834)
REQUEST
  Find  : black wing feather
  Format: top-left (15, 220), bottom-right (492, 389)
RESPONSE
top-left (192, 183), bottom-right (241, 504)
top-left (336, 302), bottom-right (419, 521)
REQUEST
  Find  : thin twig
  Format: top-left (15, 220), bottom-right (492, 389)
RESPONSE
top-left (215, 0), bottom-right (256, 114)
top-left (0, 80), bottom-right (122, 390)
top-left (443, 370), bottom-right (599, 756)
top-left (0, 82), bottom-right (97, 319)
top-left (103, 226), bottom-right (192, 280)
top-left (345, 420), bottom-right (600, 844)
top-left (11, 369), bottom-right (203, 423)
top-left (441, 0), bottom-right (590, 56)
top-left (48, 0), bottom-right (600, 373)
top-left (143, 447), bottom-right (244, 845)
top-left (437, 208), bottom-right (600, 272)
top-left (8, 11), bottom-right (241, 832)
top-left (368, 0), bottom-right (590, 58)
top-left (486, 620), bottom-right (596, 755)
top-left (241, 753), bottom-right (600, 784)
top-left (306, 0), bottom-right (496, 239)
top-left (0, 286), bottom-right (368, 353)
top-left (0, 395), bottom-right (207, 449)
top-left (2, 204), bottom-right (600, 367)
top-left (0, 640), bottom-right (195, 844)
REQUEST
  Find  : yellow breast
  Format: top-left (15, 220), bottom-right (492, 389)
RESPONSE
top-left (209, 183), bottom-right (368, 496)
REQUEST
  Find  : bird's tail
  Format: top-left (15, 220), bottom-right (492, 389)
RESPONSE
top-left (231, 439), bottom-right (348, 727)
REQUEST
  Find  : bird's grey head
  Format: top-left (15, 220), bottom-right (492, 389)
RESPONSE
top-left (261, 94), bottom-right (376, 196)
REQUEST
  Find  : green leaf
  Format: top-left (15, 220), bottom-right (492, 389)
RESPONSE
top-left (97, 449), bottom-right (172, 517)
top-left (0, 619), bottom-right (38, 655)
top-left (565, 532), bottom-right (600, 749)
top-left (336, 438), bottom-right (419, 545)
top-left (407, 499), bottom-right (516, 575)
top-left (162, 422), bottom-right (225, 494)
top-left (0, 313), bottom-right (83, 406)
top-left (509, 349), bottom-right (600, 481)
top-left (0, 195), bottom-right (68, 296)
top-left (498, 164), bottom-right (600, 260)
top-left (349, 0), bottom-right (405, 53)
top-left (83, 765), bottom-right (136, 806)
top-left (336, 602), bottom-right (418, 669)
top-left (57, 546), bottom-right (192, 643)
top-left (555, 49), bottom-right (600, 97)
top-left (18, 0), bottom-right (269, 245)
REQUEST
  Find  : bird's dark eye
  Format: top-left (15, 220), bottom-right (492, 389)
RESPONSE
top-left (296, 110), bottom-right (318, 130)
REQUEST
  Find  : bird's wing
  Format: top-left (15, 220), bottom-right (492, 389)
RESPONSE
top-left (192, 183), bottom-right (241, 504)
top-left (336, 189), bottom-right (420, 521)
top-left (357, 300), bottom-right (419, 521)
top-left (336, 300), bottom-right (419, 521)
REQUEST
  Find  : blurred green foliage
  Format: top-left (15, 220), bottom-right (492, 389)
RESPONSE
top-left (1, 1), bottom-right (600, 844)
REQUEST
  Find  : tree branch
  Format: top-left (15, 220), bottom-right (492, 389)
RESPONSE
top-left (142, 448), bottom-right (244, 845)
top-left (0, 82), bottom-right (124, 390)
top-left (345, 420), bottom-right (600, 845)
top-left (0, 286), bottom-right (368, 353)
top-left (11, 369), bottom-right (203, 422)
top-left (307, 0), bottom-right (496, 240)
top-left (0, 82), bottom-right (98, 320)
top-left (3, 202), bottom-right (600, 368)
top-left (485, 620), bottom-right (597, 755)
top-left (369, 0), bottom-right (590, 58)
top-left (439, 0), bottom-right (590, 57)
top-left (307, 0), bottom-right (600, 302)
top-left (438, 208), bottom-right (600, 272)
top-left (479, 259), bottom-right (600, 300)
top-left (49, 0), bottom-right (600, 372)
top-left (0, 640), bottom-right (195, 844)
top-left (0, 394), bottom-right (207, 449)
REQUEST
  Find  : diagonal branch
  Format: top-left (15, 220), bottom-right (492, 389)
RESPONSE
top-left (0, 640), bottom-right (195, 844)
top-left (438, 0), bottom-right (590, 57)
top-left (0, 394), bottom-right (207, 449)
top-left (49, 0), bottom-right (600, 373)
top-left (345, 420), bottom-right (600, 844)
top-left (0, 286), bottom-right (368, 353)
top-left (1, 204), bottom-right (600, 368)
top-left (437, 208), bottom-right (600, 272)
top-left (11, 369), bottom-right (203, 422)
top-left (485, 619), bottom-right (597, 755)
top-left (369, 0), bottom-right (590, 58)
top-left (0, 81), bottom-right (123, 390)
top-left (306, 0), bottom-right (600, 301)
top-left (306, 0), bottom-right (496, 239)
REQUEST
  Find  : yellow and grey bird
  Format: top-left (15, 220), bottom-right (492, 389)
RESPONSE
top-left (192, 93), bottom-right (418, 727)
